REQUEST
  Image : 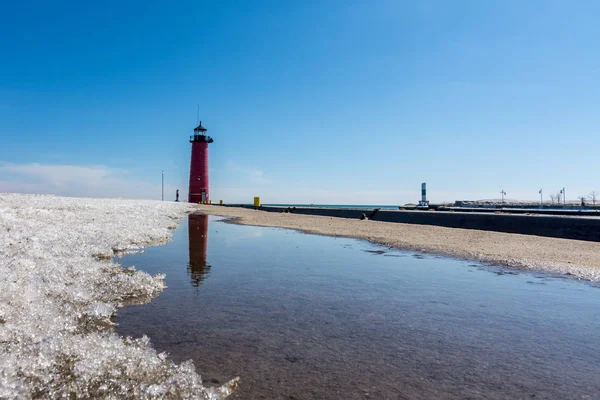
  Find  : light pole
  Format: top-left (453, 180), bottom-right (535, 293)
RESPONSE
top-left (560, 187), bottom-right (565, 206)
top-left (161, 170), bottom-right (164, 201)
top-left (500, 190), bottom-right (506, 204)
top-left (539, 189), bottom-right (543, 207)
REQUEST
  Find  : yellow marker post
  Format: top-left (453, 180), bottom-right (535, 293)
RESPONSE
top-left (253, 197), bottom-right (261, 207)
top-left (209, 200), bottom-right (212, 204)
top-left (220, 200), bottom-right (223, 205)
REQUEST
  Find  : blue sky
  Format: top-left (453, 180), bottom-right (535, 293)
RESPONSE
top-left (1, 0), bottom-right (599, 204)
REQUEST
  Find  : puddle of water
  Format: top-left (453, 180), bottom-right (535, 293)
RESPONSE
top-left (116, 214), bottom-right (600, 399)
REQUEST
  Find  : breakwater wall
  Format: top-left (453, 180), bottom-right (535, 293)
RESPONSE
top-left (222, 205), bottom-right (600, 242)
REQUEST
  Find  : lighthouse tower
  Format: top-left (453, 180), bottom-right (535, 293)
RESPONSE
top-left (188, 121), bottom-right (213, 203)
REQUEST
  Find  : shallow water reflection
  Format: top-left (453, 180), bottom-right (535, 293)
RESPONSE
top-left (117, 214), bottom-right (600, 399)
top-left (188, 214), bottom-right (211, 286)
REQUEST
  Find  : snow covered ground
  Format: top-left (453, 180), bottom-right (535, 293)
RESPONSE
top-left (0, 194), bottom-right (237, 399)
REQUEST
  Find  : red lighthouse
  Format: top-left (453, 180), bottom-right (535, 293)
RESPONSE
top-left (188, 121), bottom-right (213, 203)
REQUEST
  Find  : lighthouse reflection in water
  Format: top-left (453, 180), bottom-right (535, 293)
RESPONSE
top-left (187, 213), bottom-right (211, 286)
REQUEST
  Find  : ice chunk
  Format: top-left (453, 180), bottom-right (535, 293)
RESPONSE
top-left (0, 193), bottom-right (237, 398)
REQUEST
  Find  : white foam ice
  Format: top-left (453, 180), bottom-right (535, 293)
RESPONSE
top-left (0, 193), bottom-right (238, 399)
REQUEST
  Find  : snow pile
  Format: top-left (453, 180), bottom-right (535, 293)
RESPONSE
top-left (0, 194), bottom-right (238, 399)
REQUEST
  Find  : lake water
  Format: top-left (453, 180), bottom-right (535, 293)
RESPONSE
top-left (116, 214), bottom-right (600, 399)
top-left (262, 204), bottom-right (400, 210)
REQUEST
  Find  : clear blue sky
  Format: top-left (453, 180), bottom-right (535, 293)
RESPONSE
top-left (1, 0), bottom-right (599, 204)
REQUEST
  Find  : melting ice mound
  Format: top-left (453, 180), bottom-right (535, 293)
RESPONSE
top-left (0, 194), bottom-right (237, 399)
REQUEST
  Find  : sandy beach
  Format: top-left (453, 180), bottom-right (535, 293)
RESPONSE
top-left (196, 205), bottom-right (600, 281)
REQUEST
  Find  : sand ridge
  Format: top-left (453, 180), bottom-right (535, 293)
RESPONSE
top-left (196, 205), bottom-right (600, 281)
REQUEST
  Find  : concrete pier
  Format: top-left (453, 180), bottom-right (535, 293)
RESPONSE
top-left (221, 205), bottom-right (600, 242)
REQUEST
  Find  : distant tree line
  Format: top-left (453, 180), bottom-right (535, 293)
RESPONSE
top-left (550, 190), bottom-right (598, 206)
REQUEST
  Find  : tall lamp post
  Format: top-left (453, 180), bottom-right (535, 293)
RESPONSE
top-left (539, 188), bottom-right (543, 206)
top-left (500, 190), bottom-right (506, 204)
top-left (560, 187), bottom-right (565, 206)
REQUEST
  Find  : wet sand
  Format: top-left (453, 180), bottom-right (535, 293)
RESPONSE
top-left (196, 205), bottom-right (600, 281)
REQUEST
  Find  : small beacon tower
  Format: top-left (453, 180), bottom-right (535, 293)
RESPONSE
top-left (188, 121), bottom-right (214, 203)
top-left (418, 182), bottom-right (429, 207)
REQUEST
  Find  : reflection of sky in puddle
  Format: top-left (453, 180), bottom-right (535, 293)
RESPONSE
top-left (219, 225), bottom-right (265, 246)
top-left (116, 215), bottom-right (600, 399)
